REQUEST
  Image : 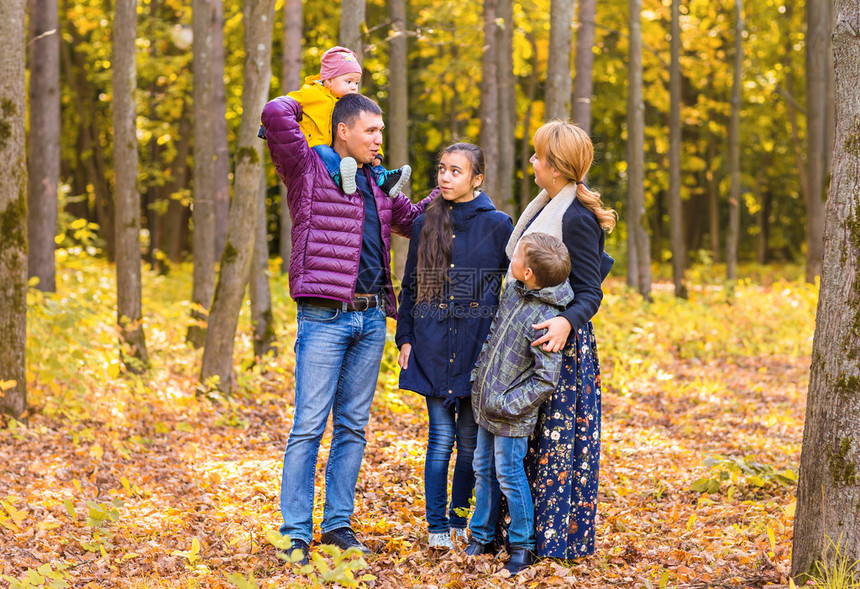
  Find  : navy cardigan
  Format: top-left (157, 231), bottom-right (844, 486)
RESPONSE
top-left (558, 198), bottom-right (607, 332)
top-left (395, 192), bottom-right (513, 401)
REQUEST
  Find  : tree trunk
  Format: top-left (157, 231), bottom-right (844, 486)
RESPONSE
top-left (573, 0), bottom-right (595, 134)
top-left (144, 139), bottom-right (160, 271)
top-left (188, 0), bottom-right (219, 348)
top-left (161, 197), bottom-right (189, 265)
top-left (66, 139), bottom-right (90, 221)
top-left (446, 48), bottom-right (459, 140)
top-left (280, 0), bottom-right (301, 272)
top-left (726, 0), bottom-right (743, 283)
top-left (113, 0), bottom-right (148, 370)
top-left (783, 2), bottom-right (811, 254)
top-left (388, 0), bottom-right (409, 280)
top-left (825, 0), bottom-right (835, 178)
top-left (480, 0), bottom-right (500, 199)
top-left (707, 108), bottom-right (720, 263)
top-left (61, 20), bottom-right (116, 260)
top-left (200, 0), bottom-right (275, 394)
top-left (495, 0), bottom-right (515, 215)
top-left (250, 168), bottom-right (274, 359)
top-left (283, 0), bottom-right (302, 92)
top-left (157, 104), bottom-right (192, 265)
top-left (142, 0), bottom-right (161, 271)
top-left (668, 0), bottom-right (687, 298)
top-left (757, 185), bottom-right (772, 265)
top-left (627, 0), bottom-right (651, 300)
top-left (520, 33), bottom-right (539, 215)
top-left (683, 194), bottom-right (704, 254)
top-left (791, 1), bottom-right (860, 578)
top-left (546, 0), bottom-right (574, 120)
top-left (157, 101), bottom-right (192, 264)
top-left (752, 151), bottom-right (771, 264)
top-left (339, 0), bottom-right (365, 61)
top-left (212, 0), bottom-right (230, 260)
top-left (27, 0), bottom-right (60, 292)
top-left (804, 0), bottom-right (831, 283)
top-left (0, 0), bottom-right (28, 419)
top-left (653, 190), bottom-right (663, 257)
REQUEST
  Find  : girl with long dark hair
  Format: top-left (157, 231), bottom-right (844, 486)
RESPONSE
top-left (395, 143), bottom-right (513, 551)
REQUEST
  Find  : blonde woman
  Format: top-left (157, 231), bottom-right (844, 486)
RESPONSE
top-left (504, 120), bottom-right (616, 560)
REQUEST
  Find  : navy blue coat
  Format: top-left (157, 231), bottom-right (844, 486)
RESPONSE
top-left (557, 198), bottom-right (607, 333)
top-left (395, 192), bottom-right (513, 402)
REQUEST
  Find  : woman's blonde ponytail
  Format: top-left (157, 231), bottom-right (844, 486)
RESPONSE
top-left (534, 120), bottom-right (617, 231)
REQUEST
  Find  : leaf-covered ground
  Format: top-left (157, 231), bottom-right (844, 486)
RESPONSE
top-left (1, 255), bottom-right (817, 588)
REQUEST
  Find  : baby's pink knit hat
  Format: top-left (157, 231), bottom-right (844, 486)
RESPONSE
top-left (320, 46), bottom-right (362, 81)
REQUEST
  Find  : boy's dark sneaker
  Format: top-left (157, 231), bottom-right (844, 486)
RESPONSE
top-left (377, 165), bottom-right (412, 197)
top-left (320, 527), bottom-right (370, 554)
top-left (464, 539), bottom-right (494, 556)
top-left (502, 547), bottom-right (535, 575)
top-left (339, 157), bottom-right (358, 194)
top-left (282, 537), bottom-right (309, 566)
top-left (257, 124), bottom-right (267, 140)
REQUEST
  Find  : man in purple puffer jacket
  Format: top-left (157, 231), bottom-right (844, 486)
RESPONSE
top-left (260, 93), bottom-right (433, 563)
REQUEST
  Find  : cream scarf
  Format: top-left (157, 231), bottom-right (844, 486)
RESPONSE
top-left (505, 182), bottom-right (578, 282)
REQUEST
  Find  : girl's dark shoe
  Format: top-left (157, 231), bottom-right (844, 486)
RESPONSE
top-left (502, 547), bottom-right (536, 575)
top-left (464, 539), bottom-right (493, 556)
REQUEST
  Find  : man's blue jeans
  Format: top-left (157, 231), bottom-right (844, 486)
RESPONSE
top-left (279, 302), bottom-right (387, 543)
top-left (469, 426), bottom-right (535, 550)
top-left (424, 397), bottom-right (478, 533)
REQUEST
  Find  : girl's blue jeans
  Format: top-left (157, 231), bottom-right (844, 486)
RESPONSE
top-left (469, 426), bottom-right (535, 550)
top-left (424, 396), bottom-right (478, 534)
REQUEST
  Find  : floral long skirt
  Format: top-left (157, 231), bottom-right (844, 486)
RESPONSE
top-left (526, 321), bottom-right (602, 559)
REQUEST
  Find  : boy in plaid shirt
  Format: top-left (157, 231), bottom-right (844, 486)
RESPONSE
top-left (465, 232), bottom-right (574, 575)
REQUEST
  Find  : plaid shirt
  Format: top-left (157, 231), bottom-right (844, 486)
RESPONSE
top-left (471, 279), bottom-right (575, 437)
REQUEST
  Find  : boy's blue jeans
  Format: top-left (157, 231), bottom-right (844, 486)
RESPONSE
top-left (313, 144), bottom-right (386, 183)
top-left (278, 301), bottom-right (387, 544)
top-left (424, 397), bottom-right (478, 533)
top-left (469, 426), bottom-right (535, 550)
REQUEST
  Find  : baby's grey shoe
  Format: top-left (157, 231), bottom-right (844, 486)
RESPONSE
top-left (340, 157), bottom-right (357, 194)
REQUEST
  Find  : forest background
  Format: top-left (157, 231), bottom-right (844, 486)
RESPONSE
top-left (2, 0), bottom-right (855, 586)
top-left (29, 0), bottom-right (821, 275)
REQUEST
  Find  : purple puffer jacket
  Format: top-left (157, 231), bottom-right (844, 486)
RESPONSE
top-left (261, 96), bottom-right (432, 318)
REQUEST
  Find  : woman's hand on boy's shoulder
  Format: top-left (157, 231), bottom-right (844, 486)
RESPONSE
top-left (531, 316), bottom-right (572, 353)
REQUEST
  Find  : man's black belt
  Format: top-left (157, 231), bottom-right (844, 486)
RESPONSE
top-left (300, 293), bottom-right (382, 312)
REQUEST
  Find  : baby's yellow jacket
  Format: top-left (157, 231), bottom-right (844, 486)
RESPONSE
top-left (287, 75), bottom-right (384, 159)
top-left (287, 75), bottom-right (338, 148)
